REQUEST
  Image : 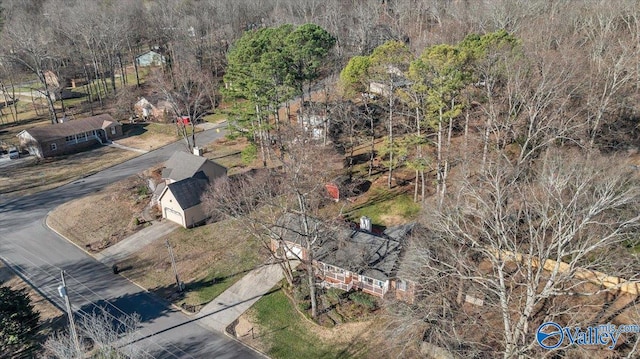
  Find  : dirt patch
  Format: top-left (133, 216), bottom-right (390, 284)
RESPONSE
top-left (378, 214), bottom-right (406, 226)
top-left (47, 174), bottom-right (151, 251)
top-left (234, 313), bottom-right (266, 351)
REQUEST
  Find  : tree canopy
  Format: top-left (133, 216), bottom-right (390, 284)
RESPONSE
top-left (0, 284), bottom-right (40, 357)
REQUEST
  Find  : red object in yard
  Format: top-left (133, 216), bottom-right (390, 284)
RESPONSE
top-left (177, 116), bottom-right (191, 125)
top-left (326, 183), bottom-right (339, 201)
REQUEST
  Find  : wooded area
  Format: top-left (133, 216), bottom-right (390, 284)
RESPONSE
top-left (3, 1), bottom-right (640, 358)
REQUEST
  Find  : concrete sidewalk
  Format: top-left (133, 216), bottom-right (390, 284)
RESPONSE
top-left (108, 141), bottom-right (149, 154)
top-left (94, 220), bottom-right (178, 266)
top-left (196, 261), bottom-right (298, 332)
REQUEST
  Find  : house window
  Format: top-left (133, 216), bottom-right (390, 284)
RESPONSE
top-left (396, 280), bottom-right (407, 291)
top-left (377, 281), bottom-right (384, 288)
top-left (363, 276), bottom-right (374, 285)
top-left (111, 127), bottom-right (117, 135)
top-left (326, 265), bottom-right (344, 274)
top-left (50, 143), bottom-right (57, 151)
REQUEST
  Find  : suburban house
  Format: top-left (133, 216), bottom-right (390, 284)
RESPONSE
top-left (368, 65), bottom-right (411, 97)
top-left (298, 103), bottom-right (329, 141)
top-left (133, 97), bottom-right (172, 122)
top-left (43, 69), bottom-right (89, 90)
top-left (135, 50), bottom-right (166, 67)
top-left (157, 151), bottom-right (227, 228)
top-left (271, 213), bottom-right (416, 302)
top-left (17, 114), bottom-right (123, 158)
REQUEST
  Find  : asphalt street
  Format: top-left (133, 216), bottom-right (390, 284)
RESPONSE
top-left (0, 126), bottom-right (262, 358)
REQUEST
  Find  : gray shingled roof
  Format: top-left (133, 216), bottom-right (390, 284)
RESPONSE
top-left (166, 177), bottom-right (209, 209)
top-left (162, 151), bottom-right (226, 182)
top-left (275, 213), bottom-right (409, 281)
top-left (20, 114), bottom-right (118, 142)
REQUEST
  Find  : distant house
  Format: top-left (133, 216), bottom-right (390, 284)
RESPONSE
top-left (43, 69), bottom-right (88, 90)
top-left (368, 65), bottom-right (411, 97)
top-left (43, 70), bottom-right (61, 88)
top-left (157, 151), bottom-right (227, 228)
top-left (133, 97), bottom-right (172, 122)
top-left (17, 114), bottom-right (122, 158)
top-left (271, 213), bottom-right (415, 302)
top-left (135, 51), bottom-right (166, 67)
top-left (298, 103), bottom-right (329, 141)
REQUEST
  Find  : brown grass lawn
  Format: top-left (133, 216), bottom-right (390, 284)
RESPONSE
top-left (0, 146), bottom-right (139, 198)
top-left (117, 218), bottom-right (270, 307)
top-left (115, 122), bottom-right (180, 150)
top-left (47, 175), bottom-right (150, 251)
top-left (0, 116), bottom-right (50, 148)
top-left (204, 136), bottom-right (281, 175)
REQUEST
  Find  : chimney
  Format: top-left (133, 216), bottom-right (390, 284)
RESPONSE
top-left (193, 146), bottom-right (203, 156)
top-left (360, 216), bottom-right (372, 232)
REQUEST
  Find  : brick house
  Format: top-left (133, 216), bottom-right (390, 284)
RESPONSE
top-left (17, 114), bottom-right (123, 158)
top-left (271, 213), bottom-right (416, 302)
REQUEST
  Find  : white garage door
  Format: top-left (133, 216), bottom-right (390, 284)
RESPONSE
top-left (285, 245), bottom-right (303, 259)
top-left (164, 207), bottom-right (183, 226)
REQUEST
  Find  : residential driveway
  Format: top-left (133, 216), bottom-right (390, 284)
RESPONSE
top-left (196, 262), bottom-right (298, 332)
top-left (0, 155), bottom-right (35, 168)
top-left (0, 127), bottom-right (261, 358)
top-left (92, 220), bottom-right (178, 266)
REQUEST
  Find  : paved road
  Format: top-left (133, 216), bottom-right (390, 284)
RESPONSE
top-left (0, 126), bottom-right (261, 358)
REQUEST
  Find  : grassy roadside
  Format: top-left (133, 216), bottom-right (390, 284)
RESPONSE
top-left (116, 122), bottom-right (180, 150)
top-left (47, 175), bottom-right (150, 251)
top-left (116, 218), bottom-right (269, 308)
top-left (0, 146), bottom-right (139, 198)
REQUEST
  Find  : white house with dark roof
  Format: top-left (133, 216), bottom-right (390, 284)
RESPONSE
top-left (157, 151), bottom-right (227, 228)
top-left (161, 151), bottom-right (227, 184)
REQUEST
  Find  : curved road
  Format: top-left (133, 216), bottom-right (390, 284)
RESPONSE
top-left (0, 127), bottom-right (261, 358)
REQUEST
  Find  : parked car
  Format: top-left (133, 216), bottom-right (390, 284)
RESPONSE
top-left (8, 148), bottom-right (19, 159)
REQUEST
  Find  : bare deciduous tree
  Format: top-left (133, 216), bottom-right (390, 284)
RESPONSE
top-left (388, 150), bottom-right (640, 358)
top-left (204, 125), bottom-right (342, 319)
top-left (45, 309), bottom-right (144, 359)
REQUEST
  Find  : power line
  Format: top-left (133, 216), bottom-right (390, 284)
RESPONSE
top-left (58, 270), bottom-right (82, 357)
top-left (0, 250), bottom-right (196, 359)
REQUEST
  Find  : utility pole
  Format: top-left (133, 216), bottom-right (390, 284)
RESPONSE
top-left (166, 239), bottom-right (183, 292)
top-left (58, 270), bottom-right (82, 356)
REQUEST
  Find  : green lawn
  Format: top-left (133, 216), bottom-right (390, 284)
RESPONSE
top-left (202, 112), bottom-right (227, 123)
top-left (118, 218), bottom-right (268, 307)
top-left (345, 188), bottom-right (421, 226)
top-left (251, 289), bottom-right (367, 359)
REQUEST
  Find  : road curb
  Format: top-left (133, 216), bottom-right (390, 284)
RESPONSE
top-left (223, 325), bottom-right (271, 359)
top-left (46, 211), bottom-right (271, 358)
top-left (43, 211), bottom-right (190, 317)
